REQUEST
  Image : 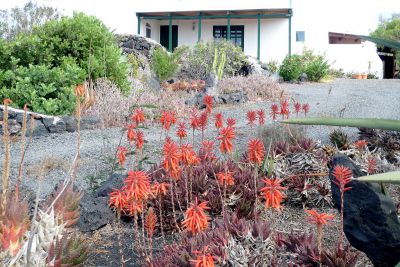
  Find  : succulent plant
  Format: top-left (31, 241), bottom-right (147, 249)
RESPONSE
top-left (329, 129), bottom-right (350, 150)
top-left (46, 232), bottom-right (88, 267)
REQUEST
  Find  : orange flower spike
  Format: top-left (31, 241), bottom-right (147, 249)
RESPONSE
top-left (160, 110), bottom-right (177, 131)
top-left (332, 165), bottom-right (353, 193)
top-left (145, 207), bottom-right (157, 238)
top-left (3, 98), bottom-right (12, 105)
top-left (270, 104), bottom-right (279, 121)
top-left (163, 139), bottom-right (181, 178)
top-left (302, 103), bottom-right (310, 116)
top-left (132, 108), bottom-right (145, 125)
top-left (180, 144), bottom-right (200, 166)
top-left (74, 84), bottom-right (85, 97)
top-left (127, 124), bottom-right (136, 145)
top-left (192, 252), bottom-right (215, 267)
top-left (152, 182), bottom-right (170, 197)
top-left (280, 99), bottom-right (290, 118)
top-left (109, 188), bottom-right (128, 212)
top-left (117, 146), bottom-right (128, 167)
top-left (214, 113), bottom-right (223, 129)
top-left (190, 108), bottom-right (200, 130)
top-left (260, 177), bottom-right (287, 210)
top-left (354, 139), bottom-right (367, 151)
top-left (294, 102), bottom-right (301, 116)
top-left (306, 209), bottom-right (335, 226)
top-left (257, 109), bottom-right (266, 126)
top-left (246, 110), bottom-right (257, 126)
top-left (216, 171), bottom-right (234, 186)
top-left (203, 95), bottom-right (213, 114)
top-left (183, 198), bottom-right (210, 235)
top-left (126, 200), bottom-right (144, 215)
top-left (125, 170), bottom-right (152, 202)
top-left (200, 140), bottom-right (216, 161)
top-left (217, 126), bottom-right (235, 154)
top-left (136, 131), bottom-right (144, 150)
top-left (248, 139), bottom-right (265, 165)
top-left (176, 122), bottom-right (187, 139)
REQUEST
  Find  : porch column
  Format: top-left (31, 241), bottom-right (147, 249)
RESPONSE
top-left (168, 13), bottom-right (172, 52)
top-left (137, 16), bottom-right (141, 35)
top-left (198, 12), bottom-right (202, 42)
top-left (227, 11), bottom-right (231, 41)
top-left (257, 13), bottom-right (261, 60)
top-left (288, 11), bottom-right (292, 56)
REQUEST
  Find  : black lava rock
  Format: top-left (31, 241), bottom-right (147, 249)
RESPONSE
top-left (96, 173), bottom-right (126, 197)
top-left (329, 154), bottom-right (400, 267)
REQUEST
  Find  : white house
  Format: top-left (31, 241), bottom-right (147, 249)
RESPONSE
top-left (135, 0), bottom-right (384, 77)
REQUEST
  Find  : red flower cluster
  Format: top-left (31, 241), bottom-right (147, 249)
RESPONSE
top-left (248, 139), bottom-right (265, 165)
top-left (180, 144), bottom-right (200, 166)
top-left (260, 178), bottom-right (287, 210)
top-left (214, 113), bottom-right (223, 129)
top-left (176, 122), bottom-right (187, 140)
top-left (132, 108), bottom-right (145, 125)
top-left (332, 165), bottom-right (353, 192)
top-left (294, 102), bottom-right (301, 116)
top-left (183, 198), bottom-right (210, 235)
top-left (257, 109), bottom-right (266, 126)
top-left (163, 139), bottom-right (181, 179)
top-left (160, 110), bottom-right (177, 131)
top-left (190, 108), bottom-right (200, 131)
top-left (117, 146), bottom-right (128, 167)
top-left (354, 140), bottom-right (367, 151)
top-left (203, 95), bottom-right (213, 114)
top-left (192, 246), bottom-right (215, 267)
top-left (306, 209), bottom-right (334, 226)
top-left (302, 103), bottom-right (310, 116)
top-left (227, 117), bottom-right (236, 127)
top-left (270, 104), bottom-right (279, 121)
top-left (246, 110), bottom-right (257, 126)
top-left (280, 99), bottom-right (290, 118)
top-left (127, 124), bottom-right (136, 145)
top-left (217, 126), bottom-right (235, 154)
top-left (200, 140), bottom-right (216, 161)
top-left (136, 131), bottom-right (144, 150)
top-left (216, 171), bottom-right (234, 186)
top-left (151, 182), bottom-right (169, 197)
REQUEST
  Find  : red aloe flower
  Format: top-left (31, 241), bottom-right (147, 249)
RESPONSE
top-left (302, 103), bottom-right (310, 116)
top-left (260, 177), bottom-right (287, 210)
top-left (216, 171), bottom-right (234, 186)
top-left (176, 122), bottom-right (187, 140)
top-left (160, 110), bottom-right (177, 131)
top-left (270, 104), bottom-right (279, 121)
top-left (126, 200), bottom-right (144, 215)
top-left (280, 99), bottom-right (290, 118)
top-left (332, 165), bottom-right (353, 192)
top-left (192, 246), bottom-right (215, 267)
top-left (200, 140), bottom-right (216, 161)
top-left (214, 113), bottom-right (223, 129)
top-left (257, 109), bottom-right (266, 126)
top-left (354, 140), bottom-right (367, 151)
top-left (163, 139), bottom-right (181, 179)
top-left (109, 188), bottom-right (127, 212)
top-left (217, 126), bottom-right (235, 154)
top-left (117, 146), bottom-right (128, 167)
top-left (294, 102), bottom-right (301, 116)
top-left (125, 170), bottom-right (152, 202)
top-left (136, 131), bottom-right (144, 150)
top-left (203, 95), bottom-right (213, 114)
top-left (248, 139), bottom-right (265, 165)
top-left (183, 198), bottom-right (210, 235)
top-left (367, 157), bottom-right (377, 175)
top-left (127, 124), bottom-right (136, 145)
top-left (180, 144), bottom-right (200, 166)
top-left (246, 110), bottom-right (257, 126)
top-left (145, 207), bottom-right (157, 238)
top-left (306, 209), bottom-right (335, 226)
top-left (132, 108), bottom-right (145, 125)
top-left (226, 117), bottom-right (236, 127)
top-left (151, 182), bottom-right (170, 197)
top-left (198, 111), bottom-right (208, 131)
top-left (190, 108), bottom-right (200, 131)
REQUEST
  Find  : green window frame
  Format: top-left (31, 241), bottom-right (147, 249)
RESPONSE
top-left (213, 25), bottom-right (244, 51)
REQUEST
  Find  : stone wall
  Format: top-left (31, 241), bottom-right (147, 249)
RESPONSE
top-left (115, 34), bottom-right (163, 59)
top-left (0, 105), bottom-right (101, 136)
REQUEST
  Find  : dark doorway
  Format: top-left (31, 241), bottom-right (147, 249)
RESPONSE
top-left (160, 25), bottom-right (178, 51)
top-left (378, 47), bottom-right (396, 79)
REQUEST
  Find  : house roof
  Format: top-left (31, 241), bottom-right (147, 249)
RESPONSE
top-left (137, 8), bottom-right (292, 19)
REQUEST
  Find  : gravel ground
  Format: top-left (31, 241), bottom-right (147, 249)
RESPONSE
top-left (1, 78), bottom-right (399, 265)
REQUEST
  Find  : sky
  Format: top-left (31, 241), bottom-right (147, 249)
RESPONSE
top-left (1, 0), bottom-right (399, 34)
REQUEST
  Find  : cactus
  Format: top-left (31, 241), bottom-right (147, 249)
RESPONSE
top-left (211, 47), bottom-right (226, 80)
top-left (281, 117), bottom-right (400, 132)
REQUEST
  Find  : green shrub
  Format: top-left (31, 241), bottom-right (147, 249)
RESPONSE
top-left (266, 60), bottom-right (279, 73)
top-left (0, 12), bottom-right (129, 115)
top-left (304, 54), bottom-right (330, 82)
top-left (127, 54), bottom-right (141, 78)
top-left (0, 58), bottom-right (86, 115)
top-left (183, 40), bottom-right (248, 80)
top-left (279, 54), bottom-right (303, 81)
top-left (151, 47), bottom-right (182, 82)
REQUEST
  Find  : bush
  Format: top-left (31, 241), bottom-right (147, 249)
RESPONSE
top-left (179, 40), bottom-right (248, 80)
top-left (151, 47), bottom-right (186, 82)
top-left (279, 54), bottom-right (303, 81)
top-left (266, 60), bottom-right (279, 73)
top-left (279, 49), bottom-right (330, 82)
top-left (0, 12), bottom-right (129, 115)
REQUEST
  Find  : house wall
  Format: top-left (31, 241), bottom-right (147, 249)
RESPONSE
top-left (143, 18), bottom-right (289, 63)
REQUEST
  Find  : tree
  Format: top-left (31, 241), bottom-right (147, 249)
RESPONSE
top-left (0, 1), bottom-right (60, 40)
top-left (371, 17), bottom-right (400, 41)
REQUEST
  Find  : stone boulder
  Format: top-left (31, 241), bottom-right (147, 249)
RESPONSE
top-left (96, 173), bottom-right (126, 197)
top-left (329, 154), bottom-right (400, 267)
top-left (115, 34), bottom-right (162, 60)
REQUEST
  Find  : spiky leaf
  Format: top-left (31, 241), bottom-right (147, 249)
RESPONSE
top-left (357, 171), bottom-right (400, 184)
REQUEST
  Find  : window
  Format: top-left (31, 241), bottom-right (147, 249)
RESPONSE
top-left (296, 31), bottom-right (305, 42)
top-left (146, 23), bottom-right (151, 38)
top-left (213, 25), bottom-right (244, 50)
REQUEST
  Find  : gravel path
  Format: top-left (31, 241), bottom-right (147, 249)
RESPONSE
top-left (1, 78), bottom-right (399, 196)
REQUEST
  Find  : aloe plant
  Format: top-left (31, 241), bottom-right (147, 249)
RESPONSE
top-left (356, 171), bottom-right (400, 184)
top-left (281, 117), bottom-right (400, 132)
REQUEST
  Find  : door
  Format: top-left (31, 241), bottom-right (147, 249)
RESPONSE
top-left (160, 25), bottom-right (178, 51)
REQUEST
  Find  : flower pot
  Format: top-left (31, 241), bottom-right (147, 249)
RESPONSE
top-left (352, 73), bottom-right (362, 79)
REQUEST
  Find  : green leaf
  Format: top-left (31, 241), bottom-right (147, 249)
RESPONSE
top-left (281, 117), bottom-right (400, 132)
top-left (357, 171), bottom-right (400, 184)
